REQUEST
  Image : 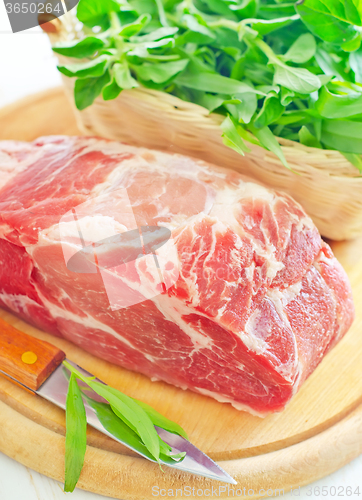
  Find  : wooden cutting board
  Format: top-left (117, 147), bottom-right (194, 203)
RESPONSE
top-left (1, 88), bottom-right (362, 499)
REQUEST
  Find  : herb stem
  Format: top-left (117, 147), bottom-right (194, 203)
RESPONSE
top-left (109, 11), bottom-right (121, 33)
top-left (242, 14), bottom-right (300, 27)
top-left (273, 124), bottom-right (285, 136)
top-left (253, 37), bottom-right (280, 65)
top-left (294, 99), bottom-right (307, 110)
top-left (208, 19), bottom-right (239, 31)
top-left (155, 0), bottom-right (169, 27)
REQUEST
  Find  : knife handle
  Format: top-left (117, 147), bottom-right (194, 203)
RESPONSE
top-left (0, 317), bottom-right (65, 391)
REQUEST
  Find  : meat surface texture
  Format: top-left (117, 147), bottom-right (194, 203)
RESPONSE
top-left (0, 136), bottom-right (355, 416)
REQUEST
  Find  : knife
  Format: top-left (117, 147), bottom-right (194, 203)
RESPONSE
top-left (0, 318), bottom-right (236, 485)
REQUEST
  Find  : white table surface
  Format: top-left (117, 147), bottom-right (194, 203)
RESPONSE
top-left (0, 5), bottom-right (361, 500)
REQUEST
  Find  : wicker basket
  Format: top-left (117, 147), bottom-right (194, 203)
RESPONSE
top-left (46, 16), bottom-right (362, 241)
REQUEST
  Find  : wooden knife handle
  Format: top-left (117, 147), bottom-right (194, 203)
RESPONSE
top-left (0, 317), bottom-right (65, 391)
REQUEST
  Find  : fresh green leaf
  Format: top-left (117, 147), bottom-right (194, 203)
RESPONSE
top-left (87, 382), bottom-right (161, 461)
top-left (318, 74), bottom-right (334, 86)
top-left (128, 37), bottom-right (175, 58)
top-left (282, 33), bottom-right (316, 64)
top-left (133, 59), bottom-right (189, 83)
top-left (54, 0), bottom-right (362, 168)
top-left (74, 71), bottom-right (111, 110)
top-left (64, 373), bottom-right (87, 493)
top-left (58, 55), bottom-right (110, 78)
top-left (342, 152), bottom-right (362, 172)
top-left (155, 0), bottom-right (169, 27)
top-left (341, 34), bottom-right (362, 52)
top-left (273, 110), bottom-right (311, 125)
top-left (212, 26), bottom-right (243, 51)
top-left (230, 0), bottom-right (258, 18)
top-left (297, 0), bottom-right (362, 27)
top-left (273, 65), bottom-right (322, 94)
top-left (298, 125), bottom-right (322, 148)
top-left (195, 0), bottom-right (237, 18)
top-left (86, 399), bottom-right (147, 450)
top-left (102, 77), bottom-right (122, 100)
top-left (183, 14), bottom-right (215, 40)
top-left (315, 47), bottom-right (348, 80)
top-left (258, 2), bottom-right (297, 18)
top-left (296, 0), bottom-right (359, 44)
top-left (236, 124), bottom-right (263, 146)
top-left (114, 63), bottom-right (139, 89)
top-left (176, 65), bottom-right (263, 95)
top-left (313, 118), bottom-right (322, 141)
top-left (130, 0), bottom-right (158, 16)
top-left (157, 436), bottom-right (172, 456)
top-left (345, 0), bottom-right (362, 25)
top-left (63, 361), bottom-right (162, 463)
top-left (82, 392), bottom-right (185, 464)
top-left (280, 86), bottom-right (295, 106)
top-left (77, 0), bottom-right (121, 28)
top-left (221, 116), bottom-right (251, 156)
top-left (225, 92), bottom-right (258, 124)
top-left (243, 15), bottom-right (299, 36)
top-left (350, 48), bottom-right (362, 83)
top-left (133, 399), bottom-right (188, 439)
top-left (321, 119), bottom-right (362, 153)
top-left (253, 36), bottom-right (321, 93)
top-left (249, 123), bottom-right (290, 169)
top-left (53, 37), bottom-right (106, 59)
top-left (131, 27), bottom-right (179, 42)
top-left (177, 30), bottom-right (213, 46)
top-left (254, 93), bottom-right (285, 128)
top-left (119, 14), bottom-right (151, 37)
top-left (243, 62), bottom-right (274, 85)
top-left (62, 360), bottom-right (188, 479)
top-left (195, 92), bottom-right (226, 112)
top-left (316, 86), bottom-right (362, 118)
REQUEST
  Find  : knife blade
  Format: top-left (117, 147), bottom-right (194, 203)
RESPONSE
top-left (0, 318), bottom-right (236, 485)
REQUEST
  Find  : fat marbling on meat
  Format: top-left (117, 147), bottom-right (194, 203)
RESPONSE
top-left (0, 136), bottom-right (354, 416)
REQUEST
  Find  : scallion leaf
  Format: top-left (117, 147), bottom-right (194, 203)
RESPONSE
top-left (133, 398), bottom-right (188, 439)
top-left (64, 373), bottom-right (87, 493)
top-left (62, 360), bottom-right (188, 470)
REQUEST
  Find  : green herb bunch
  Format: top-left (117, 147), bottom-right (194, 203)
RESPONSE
top-left (63, 361), bottom-right (187, 492)
top-left (54, 0), bottom-right (362, 171)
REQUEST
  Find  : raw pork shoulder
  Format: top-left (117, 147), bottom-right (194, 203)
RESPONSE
top-left (0, 136), bottom-right (354, 415)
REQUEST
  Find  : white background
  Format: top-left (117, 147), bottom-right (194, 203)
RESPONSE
top-left (0, 3), bottom-right (362, 500)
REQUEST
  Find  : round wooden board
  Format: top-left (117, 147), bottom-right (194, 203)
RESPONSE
top-left (1, 88), bottom-right (362, 499)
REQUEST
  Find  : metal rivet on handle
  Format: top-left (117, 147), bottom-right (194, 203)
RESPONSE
top-left (21, 351), bottom-right (38, 365)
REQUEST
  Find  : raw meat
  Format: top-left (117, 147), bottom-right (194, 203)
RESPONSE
top-left (0, 136), bottom-right (355, 415)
